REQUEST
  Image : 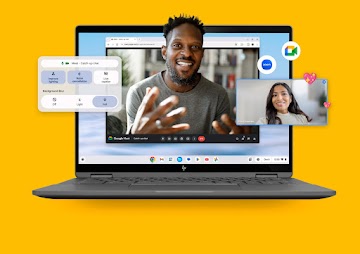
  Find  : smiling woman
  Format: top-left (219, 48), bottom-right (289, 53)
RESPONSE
top-left (257, 82), bottom-right (312, 124)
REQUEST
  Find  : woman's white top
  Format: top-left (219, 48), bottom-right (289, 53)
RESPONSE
top-left (257, 112), bottom-right (308, 124)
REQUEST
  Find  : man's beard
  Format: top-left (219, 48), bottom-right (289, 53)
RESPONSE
top-left (165, 60), bottom-right (199, 87)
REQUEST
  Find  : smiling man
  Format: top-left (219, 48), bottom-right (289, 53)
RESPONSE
top-left (126, 15), bottom-right (243, 134)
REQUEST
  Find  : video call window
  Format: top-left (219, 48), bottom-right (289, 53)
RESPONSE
top-left (236, 79), bottom-right (328, 126)
top-left (105, 37), bottom-right (260, 144)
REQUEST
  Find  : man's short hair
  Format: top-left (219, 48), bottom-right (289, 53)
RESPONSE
top-left (163, 15), bottom-right (205, 43)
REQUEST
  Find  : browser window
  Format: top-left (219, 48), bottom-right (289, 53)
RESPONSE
top-left (106, 36), bottom-right (260, 143)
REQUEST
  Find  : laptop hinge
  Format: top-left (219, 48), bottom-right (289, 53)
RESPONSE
top-left (90, 174), bottom-right (113, 178)
top-left (255, 174), bottom-right (278, 178)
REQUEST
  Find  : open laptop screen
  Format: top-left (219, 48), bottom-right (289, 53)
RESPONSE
top-left (76, 26), bottom-right (292, 172)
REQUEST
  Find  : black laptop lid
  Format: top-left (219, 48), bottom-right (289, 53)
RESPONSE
top-left (76, 25), bottom-right (292, 174)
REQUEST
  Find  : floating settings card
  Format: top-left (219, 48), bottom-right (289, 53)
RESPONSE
top-left (38, 56), bottom-right (122, 112)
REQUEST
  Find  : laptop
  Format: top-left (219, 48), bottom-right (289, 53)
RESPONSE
top-left (32, 25), bottom-right (335, 199)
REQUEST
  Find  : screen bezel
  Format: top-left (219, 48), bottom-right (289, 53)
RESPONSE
top-left (75, 25), bottom-right (293, 174)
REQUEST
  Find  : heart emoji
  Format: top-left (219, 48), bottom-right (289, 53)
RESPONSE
top-left (323, 102), bottom-right (331, 108)
top-left (304, 73), bottom-right (317, 85)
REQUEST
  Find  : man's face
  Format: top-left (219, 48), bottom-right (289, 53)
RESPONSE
top-left (162, 23), bottom-right (204, 86)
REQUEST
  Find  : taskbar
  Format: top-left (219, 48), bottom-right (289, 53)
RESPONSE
top-left (106, 134), bottom-right (259, 143)
top-left (79, 155), bottom-right (289, 164)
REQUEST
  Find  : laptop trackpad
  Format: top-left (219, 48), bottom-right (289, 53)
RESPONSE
top-left (129, 185), bottom-right (241, 191)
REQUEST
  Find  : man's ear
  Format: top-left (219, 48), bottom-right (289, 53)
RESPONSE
top-left (161, 45), bottom-right (167, 60)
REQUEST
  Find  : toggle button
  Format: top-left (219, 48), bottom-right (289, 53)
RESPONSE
top-left (92, 96), bottom-right (118, 108)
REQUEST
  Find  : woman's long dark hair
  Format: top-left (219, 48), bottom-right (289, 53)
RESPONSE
top-left (265, 82), bottom-right (312, 124)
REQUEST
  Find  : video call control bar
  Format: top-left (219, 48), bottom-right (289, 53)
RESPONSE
top-left (106, 134), bottom-right (259, 143)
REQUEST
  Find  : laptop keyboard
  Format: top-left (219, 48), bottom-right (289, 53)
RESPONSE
top-left (77, 177), bottom-right (292, 185)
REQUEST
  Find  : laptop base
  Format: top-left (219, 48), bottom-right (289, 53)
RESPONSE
top-left (33, 178), bottom-right (335, 199)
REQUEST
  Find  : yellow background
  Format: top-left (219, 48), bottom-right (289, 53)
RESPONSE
top-left (1, 0), bottom-right (358, 253)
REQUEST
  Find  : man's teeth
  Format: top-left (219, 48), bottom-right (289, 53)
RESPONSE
top-left (177, 62), bottom-right (192, 66)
